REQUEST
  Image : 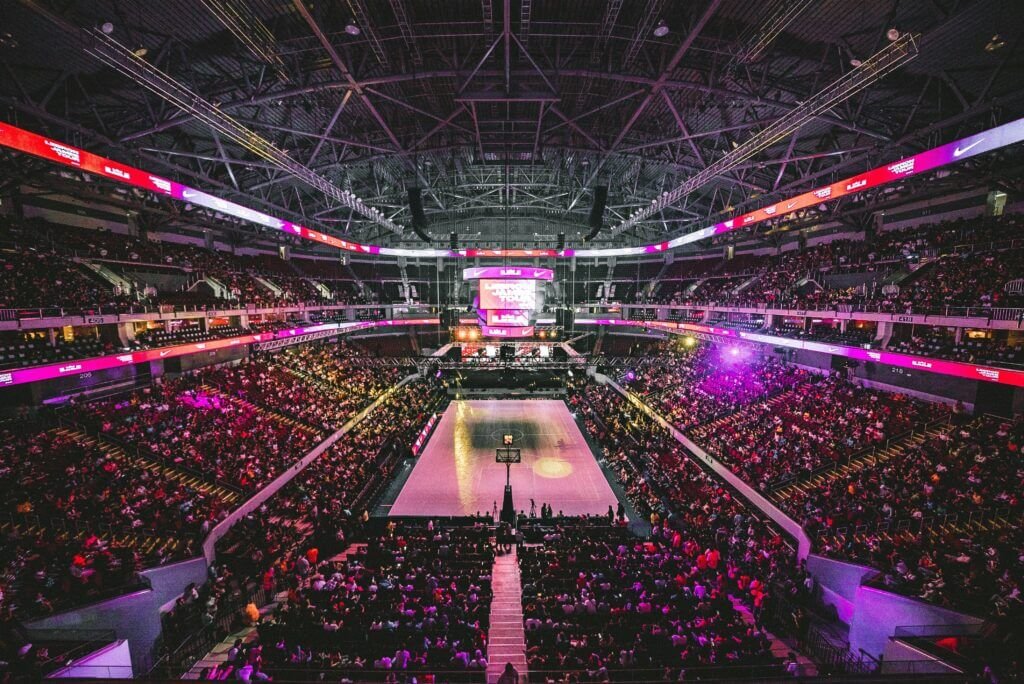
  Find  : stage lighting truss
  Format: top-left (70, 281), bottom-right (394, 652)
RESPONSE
top-left (83, 29), bottom-right (404, 237)
top-left (200, 0), bottom-right (290, 83)
top-left (609, 31), bottom-right (920, 238)
top-left (731, 0), bottom-right (815, 66)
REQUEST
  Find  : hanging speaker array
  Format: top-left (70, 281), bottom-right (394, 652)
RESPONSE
top-left (407, 186), bottom-right (431, 243)
top-left (584, 185), bottom-right (608, 241)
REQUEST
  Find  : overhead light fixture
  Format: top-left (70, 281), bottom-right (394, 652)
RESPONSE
top-left (345, 22), bottom-right (361, 36)
top-left (985, 34), bottom-right (1006, 52)
top-left (653, 20), bottom-right (670, 38)
top-left (886, 28), bottom-right (901, 41)
top-left (132, 46), bottom-right (148, 58)
top-left (101, 22), bottom-right (114, 35)
top-left (849, 57), bottom-right (862, 67)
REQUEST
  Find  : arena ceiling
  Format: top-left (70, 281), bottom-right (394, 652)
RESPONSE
top-left (1, 0), bottom-right (1022, 250)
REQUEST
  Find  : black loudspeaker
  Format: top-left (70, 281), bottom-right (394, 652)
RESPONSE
top-left (450, 232), bottom-right (458, 250)
top-left (407, 187), bottom-right (431, 242)
top-left (553, 346), bottom-right (568, 361)
top-left (556, 232), bottom-right (565, 250)
top-left (584, 185), bottom-right (608, 241)
top-left (446, 346), bottom-right (462, 361)
top-left (555, 307), bottom-right (574, 329)
top-left (439, 308), bottom-right (456, 327)
top-left (500, 344), bottom-right (515, 360)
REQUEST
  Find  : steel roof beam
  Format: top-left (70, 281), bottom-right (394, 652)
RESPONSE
top-left (609, 32), bottom-right (920, 237)
top-left (578, 0), bottom-right (724, 194)
top-left (116, 69), bottom-right (892, 143)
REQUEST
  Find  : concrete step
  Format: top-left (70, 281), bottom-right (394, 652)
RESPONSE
top-left (487, 546), bottom-right (527, 682)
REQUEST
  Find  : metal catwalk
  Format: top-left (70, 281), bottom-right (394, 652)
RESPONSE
top-left (389, 399), bottom-right (618, 518)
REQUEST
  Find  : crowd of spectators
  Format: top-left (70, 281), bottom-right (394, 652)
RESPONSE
top-left (0, 427), bottom-right (232, 617)
top-left (520, 525), bottom-right (783, 678)
top-left (177, 378), bottom-right (445, 679)
top-left (0, 247), bottom-right (135, 313)
top-left (0, 333), bottom-right (119, 370)
top-left (790, 415), bottom-right (1022, 617)
top-left (647, 214), bottom-right (1023, 313)
top-left (690, 373), bottom-right (948, 488)
top-left (594, 341), bottom-right (1021, 620)
top-left (888, 330), bottom-right (1024, 368)
top-left (73, 342), bottom-right (412, 493)
top-left (0, 356), bottom-right (434, 648)
top-left (562, 381), bottom-right (812, 678)
top-left (5, 210), bottom-right (1024, 317)
top-left (255, 525), bottom-right (492, 676)
top-left (0, 217), bottom-right (367, 312)
top-left (618, 342), bottom-right (804, 432)
top-left (74, 376), bottom-right (322, 493)
top-left (133, 325), bottom-right (246, 349)
top-left (200, 348), bottom-right (403, 433)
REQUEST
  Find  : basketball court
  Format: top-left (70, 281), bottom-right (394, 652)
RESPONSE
top-left (389, 399), bottom-right (618, 518)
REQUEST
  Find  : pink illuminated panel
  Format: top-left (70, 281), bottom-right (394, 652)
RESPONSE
top-left (0, 318), bottom-right (438, 388)
top-left (660, 117), bottom-right (1024, 252)
top-left (484, 309), bottom-right (533, 327)
top-left (462, 266), bottom-right (554, 281)
top-left (0, 121), bottom-right (383, 256)
top-left (411, 413), bottom-right (439, 456)
top-left (572, 318), bottom-right (1024, 387)
top-left (480, 325), bottom-right (536, 338)
top-left (3, 117), bottom-right (1020, 259)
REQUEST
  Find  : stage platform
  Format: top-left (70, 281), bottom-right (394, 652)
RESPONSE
top-left (388, 399), bottom-right (618, 518)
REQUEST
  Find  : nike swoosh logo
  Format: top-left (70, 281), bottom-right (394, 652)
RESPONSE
top-left (953, 139), bottom-right (984, 157)
top-left (786, 201), bottom-right (797, 209)
top-left (159, 350), bottom-right (170, 357)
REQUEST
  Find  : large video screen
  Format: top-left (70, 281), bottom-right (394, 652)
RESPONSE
top-left (478, 279), bottom-right (537, 310)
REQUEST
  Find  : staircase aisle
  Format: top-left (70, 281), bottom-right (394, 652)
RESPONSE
top-left (487, 547), bottom-right (528, 683)
top-left (729, 596), bottom-right (817, 677)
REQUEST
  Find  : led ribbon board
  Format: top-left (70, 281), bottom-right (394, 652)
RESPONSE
top-left (0, 121), bottom-right (386, 256)
top-left (462, 267), bottom-right (554, 281)
top-left (572, 318), bottom-right (1024, 388)
top-left (480, 325), bottom-right (536, 338)
top-left (4, 315), bottom-right (1020, 388)
top-left (0, 318), bottom-right (438, 388)
top-left (3, 118), bottom-right (1021, 259)
top-left (484, 310), bottom-right (533, 327)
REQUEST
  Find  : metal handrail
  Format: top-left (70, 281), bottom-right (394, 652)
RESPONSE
top-left (768, 413), bottom-right (952, 492)
top-left (66, 415), bottom-right (245, 497)
top-left (822, 506), bottom-right (1016, 544)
